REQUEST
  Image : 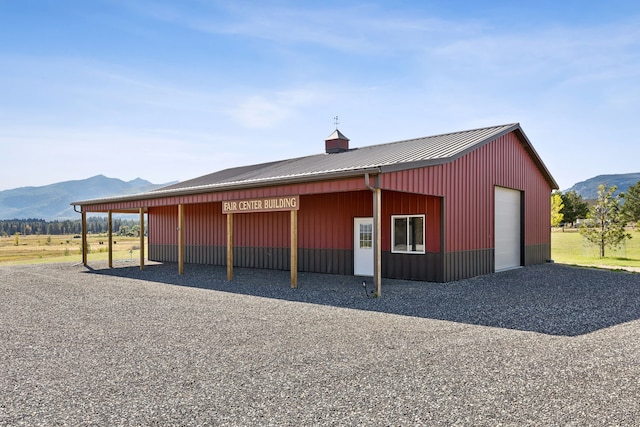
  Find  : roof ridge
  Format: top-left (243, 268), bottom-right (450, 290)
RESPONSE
top-left (356, 123), bottom-right (519, 150)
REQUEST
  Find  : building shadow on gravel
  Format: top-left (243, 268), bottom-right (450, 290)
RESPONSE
top-left (86, 262), bottom-right (640, 337)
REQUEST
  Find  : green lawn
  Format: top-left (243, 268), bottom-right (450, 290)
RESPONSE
top-left (551, 229), bottom-right (640, 269)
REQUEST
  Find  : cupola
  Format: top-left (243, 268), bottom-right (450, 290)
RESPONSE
top-left (325, 129), bottom-right (350, 154)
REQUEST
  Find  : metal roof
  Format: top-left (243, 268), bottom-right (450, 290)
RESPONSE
top-left (325, 129), bottom-right (349, 140)
top-left (72, 123), bottom-right (558, 206)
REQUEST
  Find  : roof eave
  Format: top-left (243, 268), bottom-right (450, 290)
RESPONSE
top-left (71, 167), bottom-right (382, 207)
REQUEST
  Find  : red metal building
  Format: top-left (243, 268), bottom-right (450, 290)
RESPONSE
top-left (73, 123), bottom-right (558, 292)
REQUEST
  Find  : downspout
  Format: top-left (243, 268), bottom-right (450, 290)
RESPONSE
top-left (364, 172), bottom-right (375, 192)
top-left (364, 172), bottom-right (382, 296)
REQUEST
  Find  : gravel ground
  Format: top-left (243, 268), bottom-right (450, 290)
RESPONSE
top-left (1, 261), bottom-right (640, 426)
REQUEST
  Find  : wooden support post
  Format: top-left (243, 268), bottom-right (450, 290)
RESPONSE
top-left (81, 211), bottom-right (87, 266)
top-left (290, 209), bottom-right (298, 288)
top-left (108, 210), bottom-right (113, 268)
top-left (178, 204), bottom-right (184, 275)
top-left (139, 208), bottom-right (145, 271)
top-left (227, 213), bottom-right (233, 281)
top-left (374, 188), bottom-right (382, 296)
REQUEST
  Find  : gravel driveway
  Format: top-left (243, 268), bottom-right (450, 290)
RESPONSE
top-left (1, 262), bottom-right (640, 425)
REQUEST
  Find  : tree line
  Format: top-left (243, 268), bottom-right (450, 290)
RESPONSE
top-left (0, 217), bottom-right (142, 237)
top-left (551, 181), bottom-right (640, 257)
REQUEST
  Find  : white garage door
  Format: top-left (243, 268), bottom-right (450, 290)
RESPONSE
top-left (494, 186), bottom-right (521, 271)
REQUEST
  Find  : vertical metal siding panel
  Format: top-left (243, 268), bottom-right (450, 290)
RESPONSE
top-left (148, 207), bottom-right (158, 245)
top-left (192, 204), bottom-right (200, 246)
top-left (463, 155), bottom-right (470, 250)
top-left (204, 203), bottom-right (211, 247)
top-left (153, 205), bottom-right (177, 245)
top-left (315, 198), bottom-right (323, 248)
top-left (469, 153), bottom-right (476, 250)
top-left (444, 166), bottom-right (451, 251)
top-left (483, 143), bottom-right (492, 249)
top-left (455, 159), bottom-right (462, 251)
top-left (190, 205), bottom-right (197, 247)
top-left (422, 167), bottom-right (427, 194)
top-left (215, 203), bottom-right (224, 246)
top-left (403, 170), bottom-right (410, 193)
top-left (300, 191), bottom-right (372, 251)
top-left (475, 149), bottom-right (482, 249)
top-left (460, 154), bottom-right (466, 239)
top-left (454, 161), bottom-right (461, 251)
top-left (185, 205), bottom-right (193, 246)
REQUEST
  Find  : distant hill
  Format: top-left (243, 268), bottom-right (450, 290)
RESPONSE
top-left (0, 175), bottom-right (175, 220)
top-left (566, 173), bottom-right (640, 200)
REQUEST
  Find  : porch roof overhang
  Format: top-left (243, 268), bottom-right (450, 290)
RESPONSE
top-left (71, 167), bottom-right (383, 210)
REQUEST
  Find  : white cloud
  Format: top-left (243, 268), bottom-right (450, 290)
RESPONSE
top-left (125, 1), bottom-right (475, 56)
top-left (228, 87), bottom-right (333, 129)
top-left (229, 96), bottom-right (289, 128)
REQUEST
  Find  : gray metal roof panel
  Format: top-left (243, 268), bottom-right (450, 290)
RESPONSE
top-left (142, 123), bottom-right (521, 194)
top-left (73, 123), bottom-right (557, 206)
top-left (326, 129), bottom-right (350, 140)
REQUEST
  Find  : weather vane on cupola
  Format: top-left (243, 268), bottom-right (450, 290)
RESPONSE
top-left (333, 115), bottom-right (339, 129)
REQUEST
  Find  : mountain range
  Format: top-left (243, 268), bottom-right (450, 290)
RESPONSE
top-left (0, 175), bottom-right (174, 220)
top-left (565, 172), bottom-right (640, 199)
top-left (1, 172), bottom-right (639, 220)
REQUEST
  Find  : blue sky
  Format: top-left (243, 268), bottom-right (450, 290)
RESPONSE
top-left (1, 0), bottom-right (639, 191)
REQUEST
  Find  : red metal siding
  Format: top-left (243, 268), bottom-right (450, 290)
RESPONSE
top-left (298, 192), bottom-right (373, 250)
top-left (184, 203), bottom-right (225, 246)
top-left (380, 132), bottom-right (552, 252)
top-left (151, 192), bottom-right (374, 251)
top-left (148, 206), bottom-right (177, 245)
top-left (149, 203), bottom-right (226, 247)
top-left (380, 191), bottom-right (441, 252)
top-left (149, 191), bottom-right (442, 255)
top-left (235, 211), bottom-right (290, 248)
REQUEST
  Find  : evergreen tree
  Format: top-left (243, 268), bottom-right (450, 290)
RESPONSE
top-left (560, 190), bottom-right (589, 226)
top-left (0, 217), bottom-right (140, 236)
top-left (623, 181), bottom-right (640, 226)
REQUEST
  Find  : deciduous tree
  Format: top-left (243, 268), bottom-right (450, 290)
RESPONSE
top-left (551, 191), bottom-right (564, 227)
top-left (579, 184), bottom-right (631, 258)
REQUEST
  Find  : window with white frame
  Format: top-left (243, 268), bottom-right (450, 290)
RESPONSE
top-left (391, 215), bottom-right (425, 253)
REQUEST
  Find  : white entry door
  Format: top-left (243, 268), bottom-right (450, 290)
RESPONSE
top-left (494, 186), bottom-right (522, 271)
top-left (354, 217), bottom-right (374, 276)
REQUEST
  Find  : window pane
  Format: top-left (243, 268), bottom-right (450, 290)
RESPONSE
top-left (359, 223), bottom-right (372, 248)
top-left (393, 218), bottom-right (407, 251)
top-left (409, 216), bottom-right (424, 252)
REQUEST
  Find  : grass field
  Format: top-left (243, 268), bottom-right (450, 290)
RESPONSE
top-left (3, 230), bottom-right (640, 271)
top-left (551, 228), bottom-right (640, 270)
top-left (0, 234), bottom-right (145, 265)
